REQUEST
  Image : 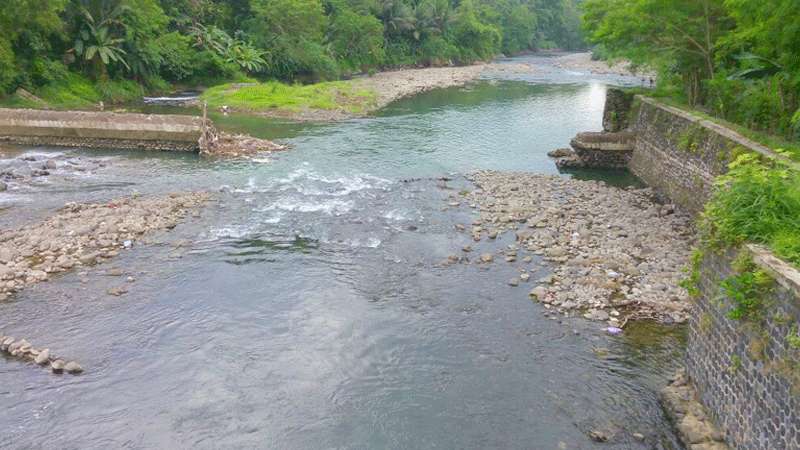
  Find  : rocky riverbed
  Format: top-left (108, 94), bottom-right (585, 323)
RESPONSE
top-left (0, 192), bottom-right (209, 300)
top-left (450, 170), bottom-right (694, 326)
top-left (551, 52), bottom-right (647, 78)
top-left (0, 149), bottom-right (110, 192)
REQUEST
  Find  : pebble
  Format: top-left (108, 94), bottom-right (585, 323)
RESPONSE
top-left (51, 359), bottom-right (65, 373)
top-left (0, 335), bottom-right (82, 375)
top-left (529, 286), bottom-right (548, 301)
top-left (65, 361), bottom-right (83, 374)
top-left (107, 286), bottom-right (129, 296)
top-left (589, 430), bottom-right (610, 442)
top-left (34, 349), bottom-right (50, 365)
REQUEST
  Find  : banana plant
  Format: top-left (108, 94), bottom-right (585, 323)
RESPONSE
top-left (70, 6), bottom-right (130, 79)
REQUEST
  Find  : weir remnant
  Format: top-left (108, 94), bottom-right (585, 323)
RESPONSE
top-left (0, 108), bottom-right (214, 152)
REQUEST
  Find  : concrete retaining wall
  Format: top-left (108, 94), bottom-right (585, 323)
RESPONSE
top-left (0, 108), bottom-right (206, 152)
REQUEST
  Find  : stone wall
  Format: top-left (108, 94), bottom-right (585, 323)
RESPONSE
top-left (602, 88), bottom-right (635, 132)
top-left (687, 245), bottom-right (800, 450)
top-left (569, 131), bottom-right (634, 168)
top-left (627, 97), bottom-right (791, 215)
top-left (610, 91), bottom-right (800, 450)
top-left (0, 108), bottom-right (207, 152)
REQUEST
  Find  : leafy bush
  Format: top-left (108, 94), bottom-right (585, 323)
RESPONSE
top-left (0, 38), bottom-right (19, 93)
top-left (720, 252), bottom-right (773, 321)
top-left (383, 40), bottom-right (418, 68)
top-left (154, 31), bottom-right (196, 82)
top-left (702, 153), bottom-right (800, 266)
top-left (451, 0), bottom-right (501, 63)
top-left (329, 10), bottom-right (385, 73)
top-left (706, 72), bottom-right (799, 140)
top-left (419, 35), bottom-right (458, 66)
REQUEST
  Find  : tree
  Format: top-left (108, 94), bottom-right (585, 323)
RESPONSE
top-left (451, 0), bottom-right (501, 62)
top-left (246, 0), bottom-right (337, 80)
top-left (0, 0), bottom-right (67, 92)
top-left (329, 9), bottom-right (385, 71)
top-left (69, 4), bottom-right (131, 79)
top-left (583, 0), bottom-right (732, 104)
top-left (189, 24), bottom-right (267, 73)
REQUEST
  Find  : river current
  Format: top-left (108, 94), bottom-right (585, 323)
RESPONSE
top-left (0, 55), bottom-right (684, 449)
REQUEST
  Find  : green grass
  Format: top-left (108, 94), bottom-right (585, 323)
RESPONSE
top-left (702, 153), bottom-right (800, 268)
top-left (201, 80), bottom-right (378, 114)
top-left (0, 73), bottom-right (144, 110)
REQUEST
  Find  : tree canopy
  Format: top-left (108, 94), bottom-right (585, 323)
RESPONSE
top-left (583, 0), bottom-right (800, 140)
top-left (0, 0), bottom-right (585, 96)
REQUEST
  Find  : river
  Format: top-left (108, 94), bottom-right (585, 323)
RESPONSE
top-left (0, 55), bottom-right (684, 449)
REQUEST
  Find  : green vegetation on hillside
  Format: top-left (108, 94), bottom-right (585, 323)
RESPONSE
top-left (0, 0), bottom-right (585, 107)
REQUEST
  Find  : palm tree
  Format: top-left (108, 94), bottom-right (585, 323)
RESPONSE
top-left (69, 5), bottom-right (130, 79)
top-left (379, 0), bottom-right (416, 35)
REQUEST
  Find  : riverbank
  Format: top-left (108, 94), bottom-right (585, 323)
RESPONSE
top-left (455, 170), bottom-right (693, 326)
top-left (201, 64), bottom-right (487, 121)
top-left (200, 54), bottom-right (646, 122)
top-left (0, 52), bottom-right (637, 126)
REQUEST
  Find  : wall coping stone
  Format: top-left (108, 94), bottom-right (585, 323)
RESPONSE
top-left (747, 244), bottom-right (800, 298)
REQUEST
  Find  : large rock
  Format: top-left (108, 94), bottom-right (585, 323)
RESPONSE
top-left (34, 349), bottom-right (50, 365)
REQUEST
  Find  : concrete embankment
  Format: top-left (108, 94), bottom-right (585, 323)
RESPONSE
top-left (0, 108), bottom-right (209, 152)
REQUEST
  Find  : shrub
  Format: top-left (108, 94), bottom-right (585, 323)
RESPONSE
top-left (702, 153), bottom-right (800, 267)
top-left (329, 10), bottom-right (385, 73)
top-left (419, 35), bottom-right (458, 66)
top-left (0, 38), bottom-right (18, 93)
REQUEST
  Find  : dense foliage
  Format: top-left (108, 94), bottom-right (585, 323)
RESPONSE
top-left (0, 0), bottom-right (584, 101)
top-left (702, 153), bottom-right (800, 267)
top-left (583, 0), bottom-right (800, 141)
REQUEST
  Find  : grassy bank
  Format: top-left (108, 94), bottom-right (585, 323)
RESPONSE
top-left (0, 73), bottom-right (152, 110)
top-left (201, 80), bottom-right (378, 115)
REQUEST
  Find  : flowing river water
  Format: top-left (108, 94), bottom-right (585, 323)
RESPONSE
top-left (0, 55), bottom-right (685, 449)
